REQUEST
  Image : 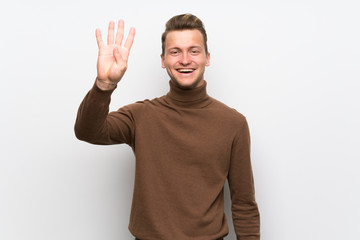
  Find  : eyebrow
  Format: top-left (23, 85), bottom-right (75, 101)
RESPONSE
top-left (167, 46), bottom-right (203, 51)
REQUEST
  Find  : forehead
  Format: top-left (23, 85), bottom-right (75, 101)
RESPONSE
top-left (164, 29), bottom-right (204, 49)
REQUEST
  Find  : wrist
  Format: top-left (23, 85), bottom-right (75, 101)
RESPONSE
top-left (96, 77), bottom-right (117, 91)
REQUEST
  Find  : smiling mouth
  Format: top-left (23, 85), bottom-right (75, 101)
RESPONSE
top-left (177, 68), bottom-right (195, 74)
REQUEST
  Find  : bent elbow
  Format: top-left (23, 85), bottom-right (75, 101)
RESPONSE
top-left (74, 123), bottom-right (90, 142)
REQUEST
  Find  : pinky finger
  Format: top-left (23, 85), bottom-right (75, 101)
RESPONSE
top-left (95, 28), bottom-right (105, 49)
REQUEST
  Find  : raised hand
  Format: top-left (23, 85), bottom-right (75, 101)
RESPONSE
top-left (95, 20), bottom-right (135, 90)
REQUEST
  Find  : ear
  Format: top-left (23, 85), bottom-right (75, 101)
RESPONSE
top-left (205, 52), bottom-right (210, 66)
top-left (161, 54), bottom-right (166, 68)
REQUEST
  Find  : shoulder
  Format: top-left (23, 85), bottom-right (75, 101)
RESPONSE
top-left (209, 97), bottom-right (247, 125)
top-left (115, 96), bottom-right (165, 115)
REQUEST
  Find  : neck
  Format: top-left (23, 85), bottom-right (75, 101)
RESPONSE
top-left (165, 80), bottom-right (211, 108)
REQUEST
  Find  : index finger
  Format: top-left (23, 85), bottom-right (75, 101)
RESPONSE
top-left (124, 27), bottom-right (135, 50)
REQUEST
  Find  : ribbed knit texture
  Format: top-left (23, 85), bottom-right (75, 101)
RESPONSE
top-left (75, 80), bottom-right (260, 240)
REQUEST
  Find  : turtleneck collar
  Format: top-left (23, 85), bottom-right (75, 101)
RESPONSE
top-left (164, 80), bottom-right (212, 108)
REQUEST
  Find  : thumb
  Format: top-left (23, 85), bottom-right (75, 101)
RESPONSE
top-left (113, 47), bottom-right (124, 65)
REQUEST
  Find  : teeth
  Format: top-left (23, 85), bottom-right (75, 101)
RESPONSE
top-left (178, 69), bottom-right (194, 73)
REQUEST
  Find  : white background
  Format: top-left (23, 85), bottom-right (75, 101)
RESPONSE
top-left (1, 0), bottom-right (359, 239)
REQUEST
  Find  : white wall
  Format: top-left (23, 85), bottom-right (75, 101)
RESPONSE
top-left (1, 0), bottom-right (359, 239)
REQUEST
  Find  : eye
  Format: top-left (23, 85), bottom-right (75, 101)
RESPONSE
top-left (170, 50), bottom-right (179, 55)
top-left (190, 49), bottom-right (200, 55)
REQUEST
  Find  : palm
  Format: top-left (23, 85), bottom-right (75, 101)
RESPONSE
top-left (96, 20), bottom-right (135, 83)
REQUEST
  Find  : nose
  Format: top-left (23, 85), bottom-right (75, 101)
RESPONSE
top-left (180, 52), bottom-right (191, 65)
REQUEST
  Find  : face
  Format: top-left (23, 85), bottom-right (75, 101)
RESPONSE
top-left (161, 29), bottom-right (210, 89)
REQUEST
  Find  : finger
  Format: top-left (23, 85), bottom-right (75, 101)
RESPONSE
top-left (124, 27), bottom-right (135, 50)
top-left (107, 21), bottom-right (115, 45)
top-left (95, 28), bottom-right (104, 49)
top-left (113, 47), bottom-right (124, 66)
top-left (115, 19), bottom-right (124, 46)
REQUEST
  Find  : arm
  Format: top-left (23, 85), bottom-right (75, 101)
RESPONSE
top-left (74, 20), bottom-right (136, 145)
top-left (74, 82), bottom-right (136, 146)
top-left (228, 118), bottom-right (260, 239)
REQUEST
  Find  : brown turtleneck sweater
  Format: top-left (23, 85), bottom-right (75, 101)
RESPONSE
top-left (74, 80), bottom-right (260, 240)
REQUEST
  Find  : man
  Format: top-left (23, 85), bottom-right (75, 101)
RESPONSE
top-left (75, 14), bottom-right (260, 240)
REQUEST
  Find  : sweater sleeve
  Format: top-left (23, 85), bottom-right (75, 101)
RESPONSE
top-left (227, 117), bottom-right (260, 239)
top-left (74, 82), bottom-right (135, 147)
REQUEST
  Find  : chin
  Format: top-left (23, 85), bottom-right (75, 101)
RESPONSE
top-left (172, 78), bottom-right (203, 90)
